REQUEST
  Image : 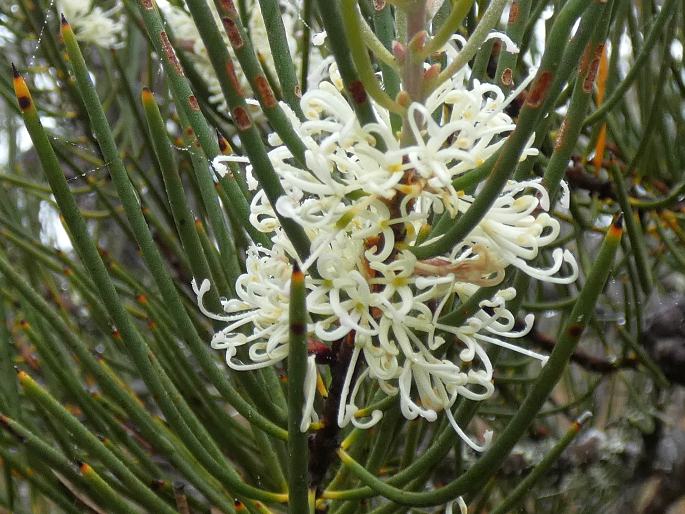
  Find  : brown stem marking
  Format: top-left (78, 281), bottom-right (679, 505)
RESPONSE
top-left (309, 332), bottom-right (359, 491)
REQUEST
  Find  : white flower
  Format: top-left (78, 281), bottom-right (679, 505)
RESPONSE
top-left (197, 43), bottom-right (578, 451)
top-left (58, 0), bottom-right (123, 47)
top-left (193, 244), bottom-right (293, 371)
top-left (446, 497), bottom-right (468, 514)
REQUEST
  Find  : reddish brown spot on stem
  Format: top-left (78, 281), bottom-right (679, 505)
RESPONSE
top-left (291, 322), bottom-right (306, 336)
top-left (222, 18), bottom-right (243, 49)
top-left (160, 31), bottom-right (184, 76)
top-left (141, 0), bottom-right (154, 9)
top-left (525, 71), bottom-right (553, 108)
top-left (255, 75), bottom-right (276, 108)
top-left (583, 44), bottom-right (605, 93)
top-left (188, 95), bottom-right (200, 111)
top-left (220, 0), bottom-right (238, 17)
top-left (567, 323), bottom-right (584, 339)
top-left (554, 118), bottom-right (569, 150)
top-left (374, 0), bottom-right (386, 10)
top-left (348, 80), bottom-right (367, 105)
top-left (225, 60), bottom-right (243, 97)
top-left (508, 0), bottom-right (520, 23)
top-left (294, 84), bottom-right (302, 98)
top-left (232, 106), bottom-right (252, 130)
top-left (501, 68), bottom-right (513, 86)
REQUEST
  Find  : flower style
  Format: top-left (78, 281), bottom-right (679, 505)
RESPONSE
top-left (200, 48), bottom-right (578, 449)
top-left (57, 0), bottom-right (123, 47)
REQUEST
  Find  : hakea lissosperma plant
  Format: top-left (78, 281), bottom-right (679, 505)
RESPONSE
top-left (199, 59), bottom-right (579, 449)
top-left (2, 0), bottom-right (684, 512)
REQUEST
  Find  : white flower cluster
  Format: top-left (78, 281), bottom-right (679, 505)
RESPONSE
top-left (58, 0), bottom-right (123, 48)
top-left (197, 56), bottom-right (578, 449)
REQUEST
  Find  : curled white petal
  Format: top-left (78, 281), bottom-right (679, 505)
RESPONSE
top-left (312, 31), bottom-right (327, 46)
top-left (446, 497), bottom-right (469, 514)
top-left (300, 356), bottom-right (319, 432)
top-left (212, 154), bottom-right (250, 179)
top-left (446, 407), bottom-right (493, 452)
top-left (484, 31), bottom-right (519, 53)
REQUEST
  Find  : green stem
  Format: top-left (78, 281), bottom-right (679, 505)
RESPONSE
top-left (373, 1), bottom-right (402, 131)
top-left (176, 0), bottom-right (312, 261)
top-left (609, 165), bottom-right (652, 294)
top-left (135, 0), bottom-right (260, 265)
top-left (341, 0), bottom-right (403, 113)
top-left (421, 0), bottom-right (476, 58)
top-left (584, 0), bottom-right (678, 126)
top-left (493, 0), bottom-right (533, 93)
top-left (0, 445), bottom-right (82, 514)
top-left (212, 0), bottom-right (309, 167)
top-left (141, 87), bottom-right (227, 305)
top-left (300, 0), bottom-right (313, 94)
top-left (490, 412), bottom-right (590, 514)
top-left (542, 0), bottom-right (613, 203)
top-left (256, 0), bottom-right (305, 117)
top-left (17, 374), bottom-right (178, 514)
top-left (13, 65), bottom-right (285, 504)
top-left (359, 15), bottom-right (398, 69)
top-left (287, 263), bottom-right (311, 514)
top-left (65, 22), bottom-right (288, 440)
top-left (432, 0), bottom-right (510, 92)
top-left (315, 0), bottom-right (381, 128)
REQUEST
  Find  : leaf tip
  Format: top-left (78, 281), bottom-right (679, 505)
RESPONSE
top-left (15, 369), bottom-right (29, 384)
top-left (610, 212), bottom-right (624, 237)
top-left (141, 86), bottom-right (154, 103)
top-left (11, 66), bottom-right (32, 111)
top-left (216, 129), bottom-right (232, 154)
top-left (292, 261), bottom-right (303, 282)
